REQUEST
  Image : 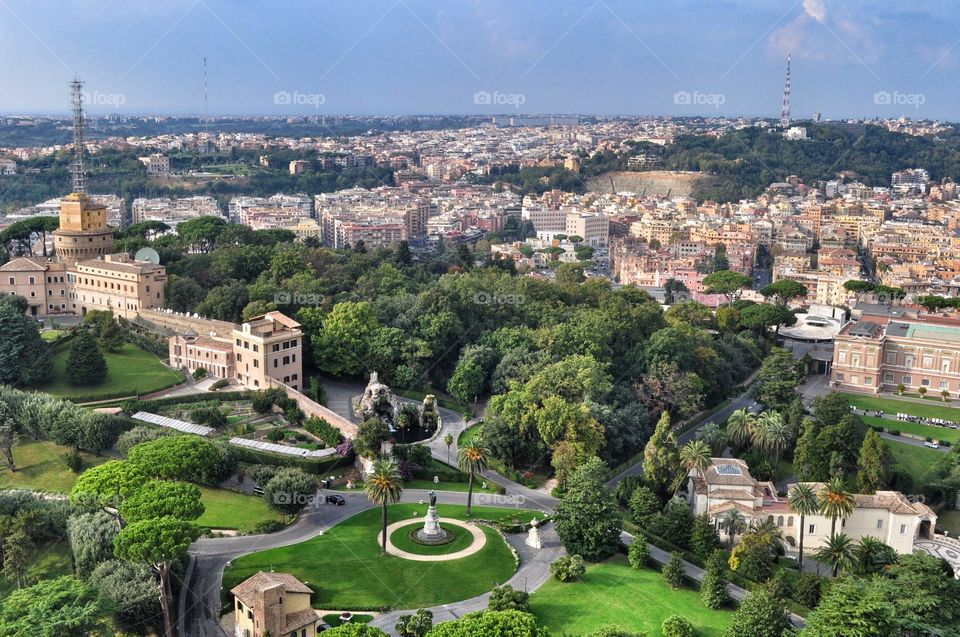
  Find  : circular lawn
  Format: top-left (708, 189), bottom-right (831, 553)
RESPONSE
top-left (222, 503), bottom-right (528, 611)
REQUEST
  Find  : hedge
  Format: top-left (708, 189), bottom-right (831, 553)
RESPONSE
top-left (121, 391), bottom-right (254, 412)
top-left (231, 445), bottom-right (354, 475)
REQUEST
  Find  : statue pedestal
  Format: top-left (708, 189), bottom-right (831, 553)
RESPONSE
top-left (525, 518), bottom-right (542, 549)
top-left (415, 505), bottom-right (452, 544)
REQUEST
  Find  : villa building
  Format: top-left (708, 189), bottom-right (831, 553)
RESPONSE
top-left (231, 572), bottom-right (322, 637)
top-left (688, 458), bottom-right (936, 556)
top-left (831, 310), bottom-right (960, 396)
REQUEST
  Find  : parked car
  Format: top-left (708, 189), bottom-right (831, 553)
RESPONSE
top-left (924, 441), bottom-right (940, 449)
top-left (325, 494), bottom-right (346, 505)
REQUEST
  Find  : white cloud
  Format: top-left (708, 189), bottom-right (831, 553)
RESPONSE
top-left (803, 0), bottom-right (827, 23)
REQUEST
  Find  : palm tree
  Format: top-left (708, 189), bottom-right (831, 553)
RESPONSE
top-left (443, 432), bottom-right (454, 465)
top-left (723, 509), bottom-right (747, 550)
top-left (458, 442), bottom-right (488, 516)
top-left (726, 408), bottom-right (755, 448)
top-left (788, 483), bottom-right (819, 569)
top-left (813, 532), bottom-right (855, 576)
top-left (364, 458), bottom-right (404, 555)
top-left (756, 411), bottom-right (792, 467)
top-left (853, 537), bottom-right (898, 575)
top-left (750, 518), bottom-right (785, 556)
top-left (817, 477), bottom-right (856, 536)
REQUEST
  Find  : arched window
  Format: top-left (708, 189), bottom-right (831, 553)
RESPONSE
top-left (777, 515), bottom-right (784, 527)
top-left (787, 516), bottom-right (794, 527)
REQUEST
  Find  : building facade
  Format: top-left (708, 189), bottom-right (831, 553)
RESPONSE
top-left (231, 572), bottom-right (322, 637)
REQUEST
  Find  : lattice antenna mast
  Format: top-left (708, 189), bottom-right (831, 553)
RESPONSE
top-left (70, 78), bottom-right (87, 194)
top-left (780, 53), bottom-right (791, 128)
top-left (202, 57), bottom-right (208, 136)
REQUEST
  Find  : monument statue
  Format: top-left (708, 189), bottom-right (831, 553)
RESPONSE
top-left (429, 490), bottom-right (437, 507)
top-left (525, 517), bottom-right (543, 550)
top-left (416, 489), bottom-right (452, 544)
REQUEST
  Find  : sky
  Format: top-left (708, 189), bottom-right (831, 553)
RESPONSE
top-left (0, 0), bottom-right (958, 119)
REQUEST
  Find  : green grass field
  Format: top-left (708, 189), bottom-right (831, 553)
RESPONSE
top-left (0, 540), bottom-right (73, 594)
top-left (531, 554), bottom-right (734, 636)
top-left (40, 330), bottom-right (64, 342)
top-left (196, 487), bottom-right (284, 532)
top-left (0, 440), bottom-right (107, 492)
top-left (388, 522), bottom-right (475, 556)
top-left (864, 416), bottom-right (960, 444)
top-left (322, 614), bottom-right (374, 627)
top-left (843, 393), bottom-right (960, 422)
top-left (884, 441), bottom-right (951, 486)
top-left (39, 342), bottom-right (184, 399)
top-left (222, 504), bottom-right (528, 610)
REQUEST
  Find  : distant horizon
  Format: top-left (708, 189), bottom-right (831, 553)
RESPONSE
top-left (1, 1), bottom-right (957, 119)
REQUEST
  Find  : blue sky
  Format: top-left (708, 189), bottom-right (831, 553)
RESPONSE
top-left (0, 0), bottom-right (957, 119)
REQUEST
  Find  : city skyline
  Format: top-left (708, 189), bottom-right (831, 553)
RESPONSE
top-left (0, 0), bottom-right (957, 119)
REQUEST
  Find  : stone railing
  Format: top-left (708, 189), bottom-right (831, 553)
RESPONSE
top-left (265, 377), bottom-right (357, 438)
top-left (137, 308), bottom-right (239, 339)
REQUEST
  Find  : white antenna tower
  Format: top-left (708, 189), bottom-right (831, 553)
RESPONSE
top-left (780, 53), bottom-right (792, 128)
top-left (203, 57), bottom-right (209, 136)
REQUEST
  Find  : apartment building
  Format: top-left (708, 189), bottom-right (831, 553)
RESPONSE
top-left (132, 196), bottom-right (222, 228)
top-left (138, 153), bottom-right (170, 175)
top-left (565, 212), bottom-right (609, 247)
top-left (229, 194), bottom-right (314, 230)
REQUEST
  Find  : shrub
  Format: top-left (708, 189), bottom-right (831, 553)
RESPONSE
top-left (304, 416), bottom-right (342, 447)
top-left (766, 568), bottom-right (793, 600)
top-left (488, 584), bottom-right (529, 612)
top-left (700, 550), bottom-right (731, 610)
top-left (63, 450), bottom-right (83, 473)
top-left (792, 571), bottom-right (823, 609)
top-left (267, 428), bottom-right (286, 443)
top-left (585, 627), bottom-right (644, 637)
top-left (192, 368), bottom-right (207, 380)
top-left (628, 539), bottom-right (649, 570)
top-left (888, 429), bottom-right (900, 436)
top-left (210, 379), bottom-right (230, 391)
top-left (550, 555), bottom-right (586, 582)
top-left (661, 615), bottom-right (694, 637)
top-left (250, 520), bottom-right (286, 535)
top-left (191, 406), bottom-right (228, 428)
top-left (663, 551), bottom-right (686, 589)
top-left (116, 425), bottom-right (171, 453)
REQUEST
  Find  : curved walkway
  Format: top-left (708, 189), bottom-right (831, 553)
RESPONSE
top-left (383, 518), bottom-right (486, 561)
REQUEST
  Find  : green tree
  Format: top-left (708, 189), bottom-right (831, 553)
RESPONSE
top-left (552, 457), bottom-right (622, 561)
top-left (118, 480), bottom-right (204, 523)
top-left (661, 615), bottom-right (694, 637)
top-left (396, 609), bottom-right (433, 637)
top-left (443, 432), bottom-right (454, 465)
top-left (90, 560), bottom-right (161, 632)
top-left (740, 303), bottom-right (797, 335)
top-left (802, 577), bottom-right (897, 637)
top-left (69, 460), bottom-right (148, 512)
top-left (703, 270), bottom-right (752, 304)
top-left (812, 532), bottom-right (855, 577)
top-left (724, 588), bottom-right (789, 637)
top-left (364, 458), bottom-right (403, 554)
top-left (354, 417), bottom-right (390, 459)
top-left (759, 279), bottom-right (807, 306)
top-left (2, 528), bottom-right (30, 588)
top-left (627, 538), bottom-right (649, 569)
top-left (722, 509), bottom-right (746, 550)
top-left (66, 330), bottom-right (107, 386)
top-left (752, 348), bottom-right (800, 412)
top-left (701, 549), bottom-right (731, 609)
top-left (663, 551), bottom-right (686, 588)
top-left (817, 477), bottom-right (855, 537)
top-left (458, 441), bottom-right (488, 516)
top-left (424, 610), bottom-right (548, 637)
top-left (690, 512), bottom-right (721, 561)
top-left (324, 626), bottom-right (388, 637)
top-left (787, 483), bottom-right (819, 570)
top-left (262, 468), bottom-right (316, 518)
top-left (313, 301), bottom-right (380, 376)
top-left (628, 485), bottom-right (662, 527)
top-left (549, 554), bottom-right (586, 582)
top-left (114, 516), bottom-right (201, 637)
top-left (0, 575), bottom-right (110, 637)
top-left (0, 402), bottom-right (18, 472)
top-left (127, 435), bottom-right (233, 485)
top-left (0, 296), bottom-right (52, 387)
top-left (726, 408), bottom-right (756, 448)
top-left (66, 511), bottom-right (118, 578)
top-left (852, 536), bottom-right (897, 575)
top-left (643, 411), bottom-right (682, 498)
top-left (856, 429), bottom-right (892, 493)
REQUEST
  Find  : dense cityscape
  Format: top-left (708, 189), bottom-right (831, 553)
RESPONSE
top-left (1, 2), bottom-right (960, 637)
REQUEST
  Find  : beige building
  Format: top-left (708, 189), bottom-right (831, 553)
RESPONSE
top-left (565, 212), bottom-right (609, 247)
top-left (169, 311), bottom-right (303, 391)
top-left (231, 572), bottom-right (322, 637)
top-left (0, 193), bottom-right (166, 318)
top-left (689, 458), bottom-right (936, 556)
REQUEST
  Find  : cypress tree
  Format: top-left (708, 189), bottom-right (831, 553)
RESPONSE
top-left (67, 331), bottom-right (107, 385)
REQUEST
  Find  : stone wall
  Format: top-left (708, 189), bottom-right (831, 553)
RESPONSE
top-left (265, 377), bottom-right (358, 438)
top-left (137, 308), bottom-right (239, 339)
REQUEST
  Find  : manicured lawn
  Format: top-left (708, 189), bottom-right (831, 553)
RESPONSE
top-left (388, 522), bottom-right (475, 556)
top-left (864, 416), bottom-right (960, 444)
top-left (0, 440), bottom-right (107, 492)
top-left (843, 393), bottom-right (960, 422)
top-left (938, 509), bottom-right (960, 535)
top-left (322, 614), bottom-right (374, 627)
top-left (196, 487), bottom-right (284, 532)
top-left (458, 423), bottom-right (483, 448)
top-left (884, 441), bottom-right (950, 486)
top-left (222, 504), bottom-right (528, 610)
top-left (531, 555), bottom-right (734, 636)
top-left (39, 343), bottom-right (184, 399)
top-left (0, 540), bottom-right (73, 594)
top-left (40, 330), bottom-right (64, 342)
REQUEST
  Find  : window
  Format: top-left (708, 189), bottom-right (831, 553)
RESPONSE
top-left (253, 360), bottom-right (259, 369)
top-left (941, 380), bottom-right (950, 389)
top-left (902, 376), bottom-right (912, 385)
top-left (877, 519), bottom-right (883, 529)
top-left (851, 375), bottom-right (859, 385)
top-left (787, 516), bottom-right (793, 527)
top-left (923, 355), bottom-right (935, 369)
top-left (274, 359), bottom-right (278, 368)
top-left (864, 377), bottom-right (872, 386)
top-left (253, 344), bottom-right (259, 353)
top-left (272, 344), bottom-right (279, 352)
top-left (28, 276), bottom-right (34, 285)
top-left (900, 524), bottom-right (907, 534)
top-left (6, 277), bottom-right (12, 285)
top-left (839, 351), bottom-right (848, 363)
top-left (922, 378), bottom-right (930, 387)
top-left (836, 373), bottom-right (844, 382)
top-left (808, 524), bottom-right (815, 534)
top-left (884, 372), bottom-right (894, 382)
top-left (283, 355), bottom-right (290, 365)
top-left (777, 515), bottom-right (784, 527)
top-left (885, 351), bottom-right (897, 364)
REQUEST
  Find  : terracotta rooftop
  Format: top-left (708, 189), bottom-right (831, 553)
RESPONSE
top-left (230, 572), bottom-right (313, 608)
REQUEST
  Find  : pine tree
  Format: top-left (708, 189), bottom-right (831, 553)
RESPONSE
top-left (724, 588), bottom-right (790, 637)
top-left (700, 550), bottom-right (731, 609)
top-left (792, 418), bottom-right (823, 480)
top-left (643, 411), bottom-right (681, 498)
top-left (663, 551), bottom-right (686, 589)
top-left (67, 331), bottom-right (108, 385)
top-left (690, 513), bottom-right (721, 561)
top-left (856, 429), bottom-right (892, 494)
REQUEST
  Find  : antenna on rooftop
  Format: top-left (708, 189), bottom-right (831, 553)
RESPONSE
top-left (70, 78), bottom-right (87, 194)
top-left (780, 53), bottom-right (792, 128)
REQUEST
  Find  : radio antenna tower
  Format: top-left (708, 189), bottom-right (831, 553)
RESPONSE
top-left (202, 57), bottom-right (208, 136)
top-left (70, 78), bottom-right (87, 194)
top-left (780, 53), bottom-right (792, 128)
